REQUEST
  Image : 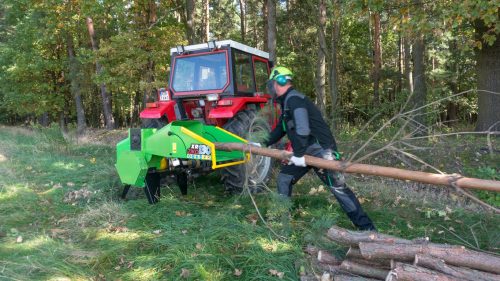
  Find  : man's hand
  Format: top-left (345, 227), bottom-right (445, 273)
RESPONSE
top-left (288, 156), bottom-right (306, 167)
top-left (323, 149), bottom-right (341, 161)
top-left (248, 142), bottom-right (262, 147)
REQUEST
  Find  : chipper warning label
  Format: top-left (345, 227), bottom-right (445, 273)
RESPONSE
top-left (186, 144), bottom-right (212, 160)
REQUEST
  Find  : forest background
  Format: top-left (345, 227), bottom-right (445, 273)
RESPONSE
top-left (0, 0), bottom-right (499, 133)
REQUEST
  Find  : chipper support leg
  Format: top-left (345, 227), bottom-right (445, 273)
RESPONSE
top-left (121, 185), bottom-right (131, 199)
top-left (176, 172), bottom-right (188, 196)
top-left (144, 171), bottom-right (161, 204)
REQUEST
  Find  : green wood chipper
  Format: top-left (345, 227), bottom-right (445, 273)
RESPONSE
top-left (115, 120), bottom-right (250, 203)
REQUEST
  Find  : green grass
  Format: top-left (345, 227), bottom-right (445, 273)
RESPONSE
top-left (0, 125), bottom-right (499, 280)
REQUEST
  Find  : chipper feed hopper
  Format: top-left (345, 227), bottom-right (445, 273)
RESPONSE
top-left (115, 120), bottom-right (249, 203)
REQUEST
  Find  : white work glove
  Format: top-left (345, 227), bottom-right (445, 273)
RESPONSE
top-left (288, 156), bottom-right (306, 167)
top-left (248, 142), bottom-right (261, 147)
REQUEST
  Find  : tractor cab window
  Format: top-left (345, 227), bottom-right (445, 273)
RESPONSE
top-left (253, 59), bottom-right (269, 93)
top-left (234, 51), bottom-right (255, 93)
top-left (172, 52), bottom-right (228, 92)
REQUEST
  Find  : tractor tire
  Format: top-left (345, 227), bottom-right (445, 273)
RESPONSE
top-left (221, 109), bottom-right (273, 194)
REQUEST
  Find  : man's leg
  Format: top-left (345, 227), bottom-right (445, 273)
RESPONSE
top-left (277, 164), bottom-right (310, 197)
top-left (313, 149), bottom-right (376, 231)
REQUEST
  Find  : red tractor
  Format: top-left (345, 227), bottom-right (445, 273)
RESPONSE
top-left (139, 40), bottom-right (278, 194)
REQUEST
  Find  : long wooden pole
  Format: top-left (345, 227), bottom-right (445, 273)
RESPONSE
top-left (214, 143), bottom-right (500, 192)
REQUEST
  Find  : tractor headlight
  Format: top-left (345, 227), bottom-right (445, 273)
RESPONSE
top-left (206, 94), bottom-right (219, 101)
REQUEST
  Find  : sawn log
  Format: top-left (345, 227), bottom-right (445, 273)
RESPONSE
top-left (414, 254), bottom-right (500, 281)
top-left (327, 225), bottom-right (412, 246)
top-left (339, 260), bottom-right (389, 279)
top-left (358, 242), bottom-right (500, 274)
top-left (387, 262), bottom-right (463, 281)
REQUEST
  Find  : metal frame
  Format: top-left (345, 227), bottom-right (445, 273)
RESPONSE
top-left (171, 40), bottom-right (269, 59)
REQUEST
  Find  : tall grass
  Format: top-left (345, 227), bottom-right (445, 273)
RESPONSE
top-left (0, 125), bottom-right (498, 280)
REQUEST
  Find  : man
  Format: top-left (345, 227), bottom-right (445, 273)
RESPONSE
top-left (262, 66), bottom-right (376, 231)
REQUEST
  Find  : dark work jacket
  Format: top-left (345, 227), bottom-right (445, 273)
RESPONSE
top-left (265, 87), bottom-right (337, 157)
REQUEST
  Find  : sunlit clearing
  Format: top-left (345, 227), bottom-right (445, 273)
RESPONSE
top-left (94, 230), bottom-right (141, 242)
top-left (52, 162), bottom-right (78, 170)
top-left (195, 263), bottom-right (223, 281)
top-left (255, 237), bottom-right (292, 253)
top-left (121, 266), bottom-right (159, 281)
top-left (0, 153), bottom-right (7, 162)
top-left (3, 235), bottom-right (54, 251)
top-left (0, 184), bottom-right (31, 201)
top-left (47, 277), bottom-right (71, 281)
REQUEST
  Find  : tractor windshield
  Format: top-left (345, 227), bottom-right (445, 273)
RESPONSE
top-left (172, 52), bottom-right (228, 93)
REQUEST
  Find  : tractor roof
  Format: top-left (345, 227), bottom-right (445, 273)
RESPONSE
top-left (170, 40), bottom-right (269, 59)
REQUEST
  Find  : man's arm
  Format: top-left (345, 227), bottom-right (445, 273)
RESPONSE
top-left (263, 115), bottom-right (286, 147)
top-left (289, 97), bottom-right (310, 157)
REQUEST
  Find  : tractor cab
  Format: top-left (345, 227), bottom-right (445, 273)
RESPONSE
top-left (141, 40), bottom-right (274, 127)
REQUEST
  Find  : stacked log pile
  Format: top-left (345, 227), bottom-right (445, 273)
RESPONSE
top-left (302, 226), bottom-right (500, 281)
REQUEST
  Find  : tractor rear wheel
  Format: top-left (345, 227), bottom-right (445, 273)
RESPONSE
top-left (221, 109), bottom-right (273, 194)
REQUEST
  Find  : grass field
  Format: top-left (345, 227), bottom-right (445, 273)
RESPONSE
top-left (0, 125), bottom-right (499, 280)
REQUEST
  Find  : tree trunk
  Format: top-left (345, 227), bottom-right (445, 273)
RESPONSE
top-left (329, 0), bottom-right (341, 128)
top-left (397, 34), bottom-right (403, 100)
top-left (410, 9), bottom-right (427, 135)
top-left (267, 0), bottom-right (277, 63)
top-left (238, 0), bottom-right (246, 43)
top-left (251, 3), bottom-right (257, 47)
top-left (186, 0), bottom-right (195, 44)
top-left (340, 260), bottom-right (389, 280)
top-left (66, 33), bottom-right (86, 136)
top-left (142, 1), bottom-right (157, 109)
top-left (202, 0), bottom-right (209, 42)
top-left (371, 11), bottom-right (382, 105)
top-left (315, 0), bottom-right (327, 115)
top-left (359, 242), bottom-right (500, 274)
top-left (402, 8), bottom-right (413, 96)
top-left (86, 17), bottom-right (115, 129)
top-left (388, 262), bottom-right (462, 281)
top-left (132, 91), bottom-right (142, 126)
top-left (262, 0), bottom-right (268, 51)
top-left (475, 18), bottom-right (500, 131)
top-left (59, 112), bottom-right (68, 133)
top-left (414, 254), bottom-right (500, 281)
top-left (402, 9), bottom-right (413, 94)
top-left (446, 102), bottom-right (458, 126)
top-left (38, 112), bottom-right (49, 127)
top-left (403, 37), bottom-right (413, 93)
top-left (214, 143), bottom-right (500, 192)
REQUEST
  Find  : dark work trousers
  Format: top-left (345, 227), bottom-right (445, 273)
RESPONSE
top-left (277, 143), bottom-right (376, 231)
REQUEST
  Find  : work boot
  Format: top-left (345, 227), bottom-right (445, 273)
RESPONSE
top-left (346, 211), bottom-right (376, 232)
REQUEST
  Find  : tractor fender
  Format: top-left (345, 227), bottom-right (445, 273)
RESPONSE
top-left (208, 97), bottom-right (269, 119)
top-left (140, 100), bottom-right (177, 121)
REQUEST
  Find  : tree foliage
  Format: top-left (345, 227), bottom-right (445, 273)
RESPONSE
top-left (0, 0), bottom-right (498, 129)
